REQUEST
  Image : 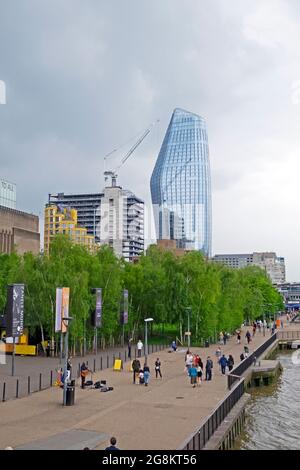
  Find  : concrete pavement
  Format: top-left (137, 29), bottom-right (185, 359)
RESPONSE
top-left (0, 324), bottom-right (284, 450)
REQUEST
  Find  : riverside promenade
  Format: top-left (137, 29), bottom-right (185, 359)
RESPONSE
top-left (0, 322), bottom-right (296, 450)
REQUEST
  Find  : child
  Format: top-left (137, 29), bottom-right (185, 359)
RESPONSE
top-left (139, 369), bottom-right (144, 385)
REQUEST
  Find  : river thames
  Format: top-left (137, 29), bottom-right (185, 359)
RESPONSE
top-left (236, 352), bottom-right (300, 450)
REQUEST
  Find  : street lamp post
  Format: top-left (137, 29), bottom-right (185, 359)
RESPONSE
top-left (62, 316), bottom-right (73, 406)
top-left (186, 307), bottom-right (191, 349)
top-left (144, 318), bottom-right (154, 365)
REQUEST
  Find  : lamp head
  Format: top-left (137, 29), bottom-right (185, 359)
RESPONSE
top-left (144, 318), bottom-right (154, 322)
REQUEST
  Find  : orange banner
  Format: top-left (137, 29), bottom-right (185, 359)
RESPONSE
top-left (61, 287), bottom-right (70, 333)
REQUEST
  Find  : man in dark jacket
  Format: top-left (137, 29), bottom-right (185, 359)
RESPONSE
top-left (132, 359), bottom-right (141, 384)
top-left (105, 437), bottom-right (120, 451)
top-left (219, 355), bottom-right (227, 375)
top-left (205, 357), bottom-right (213, 381)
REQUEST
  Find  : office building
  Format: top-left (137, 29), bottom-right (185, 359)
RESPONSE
top-left (44, 205), bottom-right (95, 255)
top-left (213, 252), bottom-right (286, 284)
top-left (150, 108), bottom-right (212, 256)
top-left (277, 283), bottom-right (300, 308)
top-left (0, 206), bottom-right (40, 255)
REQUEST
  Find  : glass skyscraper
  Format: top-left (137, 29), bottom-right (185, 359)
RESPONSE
top-left (151, 108), bottom-right (212, 256)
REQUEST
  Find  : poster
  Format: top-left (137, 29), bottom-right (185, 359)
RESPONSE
top-left (55, 288), bottom-right (62, 332)
top-left (5, 284), bottom-right (24, 337)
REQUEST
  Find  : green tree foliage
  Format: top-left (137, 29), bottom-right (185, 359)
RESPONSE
top-left (0, 238), bottom-right (283, 347)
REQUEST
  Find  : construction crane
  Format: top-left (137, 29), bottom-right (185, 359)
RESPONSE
top-left (104, 119), bottom-right (159, 187)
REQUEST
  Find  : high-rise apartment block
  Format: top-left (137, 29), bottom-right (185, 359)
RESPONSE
top-left (213, 252), bottom-right (286, 284)
top-left (47, 183), bottom-right (144, 262)
top-left (44, 205), bottom-right (95, 255)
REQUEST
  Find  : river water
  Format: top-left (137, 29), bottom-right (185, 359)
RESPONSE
top-left (236, 352), bottom-right (300, 450)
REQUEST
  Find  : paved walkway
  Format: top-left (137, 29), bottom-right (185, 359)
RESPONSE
top-left (0, 344), bottom-right (164, 400)
top-left (0, 323), bottom-right (292, 450)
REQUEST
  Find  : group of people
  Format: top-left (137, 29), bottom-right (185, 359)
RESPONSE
top-left (215, 347), bottom-right (235, 374)
top-left (185, 351), bottom-right (214, 387)
top-left (131, 357), bottom-right (162, 386)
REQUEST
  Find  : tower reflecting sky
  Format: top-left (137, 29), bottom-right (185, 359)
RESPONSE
top-left (151, 108), bottom-right (212, 256)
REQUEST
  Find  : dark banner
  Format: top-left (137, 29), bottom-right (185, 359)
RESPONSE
top-left (5, 284), bottom-right (25, 337)
top-left (91, 288), bottom-right (102, 327)
top-left (120, 289), bottom-right (128, 325)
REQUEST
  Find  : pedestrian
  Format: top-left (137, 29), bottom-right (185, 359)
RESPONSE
top-left (139, 369), bottom-right (144, 385)
top-left (185, 350), bottom-right (193, 373)
top-left (237, 331), bottom-right (241, 345)
top-left (143, 363), bottom-right (150, 386)
top-left (155, 358), bottom-right (162, 379)
top-left (105, 437), bottom-right (120, 451)
top-left (219, 332), bottom-right (224, 345)
top-left (205, 356), bottom-right (213, 381)
top-left (188, 364), bottom-right (198, 388)
top-left (245, 330), bottom-right (251, 344)
top-left (240, 353), bottom-right (245, 361)
top-left (219, 355), bottom-right (227, 375)
top-left (223, 332), bottom-right (227, 345)
top-left (132, 358), bottom-right (141, 384)
top-left (171, 340), bottom-right (177, 352)
top-left (46, 341), bottom-right (51, 357)
top-left (67, 357), bottom-right (72, 382)
top-left (252, 322), bottom-right (257, 337)
top-left (244, 345), bottom-right (249, 358)
top-left (196, 362), bottom-right (203, 385)
top-left (281, 320), bottom-right (284, 329)
top-left (137, 339), bottom-right (143, 358)
top-left (128, 338), bottom-right (133, 359)
top-left (227, 354), bottom-right (234, 372)
top-left (80, 362), bottom-right (89, 389)
top-left (215, 346), bottom-right (222, 361)
top-left (271, 323), bottom-right (275, 335)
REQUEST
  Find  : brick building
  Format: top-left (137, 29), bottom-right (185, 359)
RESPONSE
top-left (0, 205), bottom-right (40, 255)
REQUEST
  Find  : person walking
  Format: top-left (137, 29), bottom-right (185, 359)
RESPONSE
top-left (137, 339), bottom-right (143, 358)
top-left (219, 355), bottom-right (227, 375)
top-left (223, 332), bottom-right (227, 345)
top-left (227, 354), bottom-right (234, 372)
top-left (237, 331), bottom-right (241, 345)
top-left (205, 356), bottom-right (213, 381)
top-left (188, 364), bottom-right (198, 388)
top-left (245, 330), bottom-right (251, 344)
top-left (155, 358), bottom-right (162, 379)
top-left (219, 332), bottom-right (224, 345)
top-left (196, 362), bottom-right (203, 386)
top-left (128, 338), bottom-right (133, 359)
top-left (132, 358), bottom-right (141, 384)
top-left (185, 350), bottom-right (193, 374)
top-left (240, 353), bottom-right (245, 361)
top-left (143, 364), bottom-right (150, 386)
top-left (46, 341), bottom-right (51, 357)
top-left (105, 437), bottom-right (120, 451)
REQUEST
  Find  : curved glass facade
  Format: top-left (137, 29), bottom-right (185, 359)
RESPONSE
top-left (151, 108), bottom-right (212, 256)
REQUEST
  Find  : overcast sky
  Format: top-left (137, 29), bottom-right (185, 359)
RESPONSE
top-left (1, 0), bottom-right (300, 280)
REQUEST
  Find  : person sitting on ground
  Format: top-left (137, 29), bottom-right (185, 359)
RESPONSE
top-left (171, 340), bottom-right (177, 352)
top-left (105, 437), bottom-right (120, 451)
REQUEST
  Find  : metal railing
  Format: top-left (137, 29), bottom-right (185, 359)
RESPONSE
top-left (179, 378), bottom-right (245, 450)
top-left (277, 330), bottom-right (300, 340)
top-left (227, 333), bottom-right (277, 389)
top-left (1, 343), bottom-right (167, 402)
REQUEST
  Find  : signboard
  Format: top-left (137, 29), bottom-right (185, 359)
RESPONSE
top-left (120, 289), bottom-right (128, 325)
top-left (55, 288), bottom-right (62, 332)
top-left (5, 284), bottom-right (25, 337)
top-left (61, 287), bottom-right (70, 333)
